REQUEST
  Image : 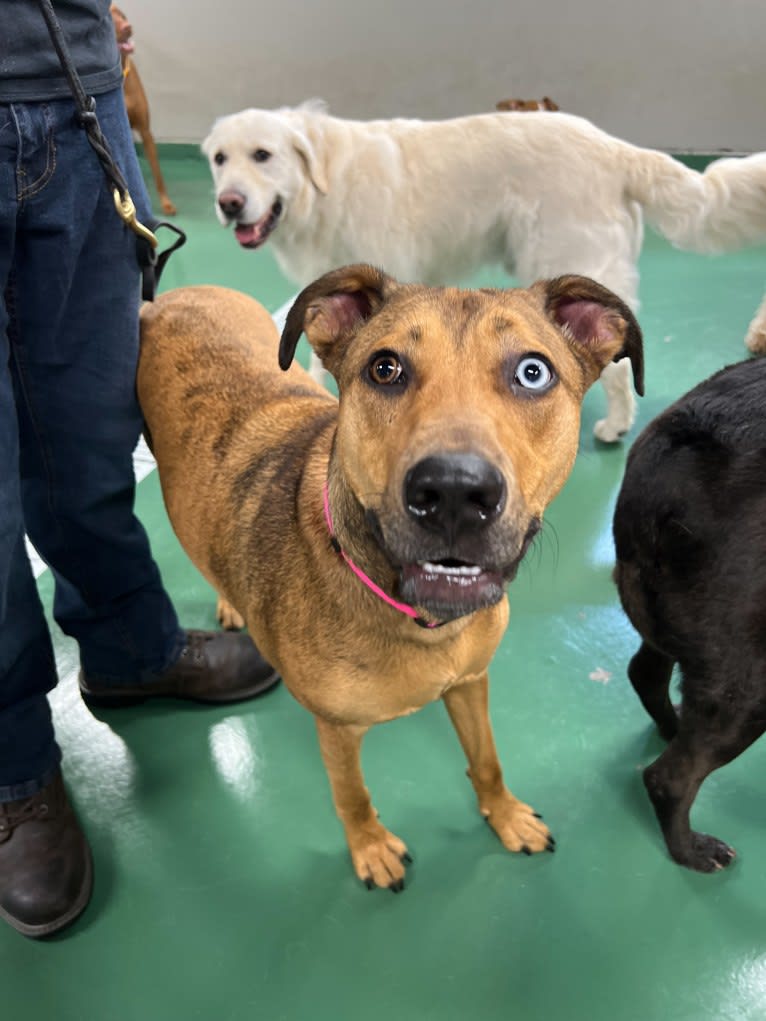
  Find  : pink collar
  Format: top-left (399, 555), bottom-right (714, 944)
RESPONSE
top-left (322, 483), bottom-right (441, 629)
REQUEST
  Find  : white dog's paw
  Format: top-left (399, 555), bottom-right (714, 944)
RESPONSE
top-left (745, 321), bottom-right (766, 355)
top-left (593, 417), bottom-right (629, 443)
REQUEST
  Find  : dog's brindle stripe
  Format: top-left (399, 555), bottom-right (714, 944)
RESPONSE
top-left (212, 386), bottom-right (326, 463)
top-left (229, 407), bottom-right (335, 514)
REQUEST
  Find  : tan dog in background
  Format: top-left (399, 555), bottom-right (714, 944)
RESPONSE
top-left (497, 96), bottom-right (560, 111)
top-left (111, 5), bottom-right (176, 216)
top-left (138, 267), bottom-right (643, 890)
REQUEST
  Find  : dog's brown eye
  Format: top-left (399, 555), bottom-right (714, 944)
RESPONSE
top-left (214, 152), bottom-right (226, 166)
top-left (369, 353), bottom-right (404, 386)
top-left (252, 149), bottom-right (271, 163)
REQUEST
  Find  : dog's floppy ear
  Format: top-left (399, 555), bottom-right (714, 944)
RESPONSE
top-left (280, 264), bottom-right (399, 374)
top-left (291, 128), bottom-right (328, 195)
top-left (536, 275), bottom-right (644, 395)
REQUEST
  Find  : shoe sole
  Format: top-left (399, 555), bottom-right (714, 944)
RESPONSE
top-left (0, 843), bottom-right (94, 939)
top-left (79, 669), bottom-right (281, 709)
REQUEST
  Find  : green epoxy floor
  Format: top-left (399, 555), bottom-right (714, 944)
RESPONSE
top-left (3, 147), bottom-right (766, 1020)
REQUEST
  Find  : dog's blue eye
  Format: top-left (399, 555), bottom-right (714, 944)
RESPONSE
top-left (214, 152), bottom-right (226, 166)
top-left (253, 149), bottom-right (271, 163)
top-left (369, 353), bottom-right (404, 385)
top-left (515, 356), bottom-right (553, 391)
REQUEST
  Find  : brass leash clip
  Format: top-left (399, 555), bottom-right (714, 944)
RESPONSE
top-left (113, 187), bottom-right (158, 249)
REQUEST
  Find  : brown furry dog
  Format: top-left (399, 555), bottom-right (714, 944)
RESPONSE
top-left (138, 268), bottom-right (642, 890)
top-left (111, 5), bottom-right (176, 215)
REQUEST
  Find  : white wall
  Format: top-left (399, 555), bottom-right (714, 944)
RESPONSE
top-left (125, 0), bottom-right (765, 153)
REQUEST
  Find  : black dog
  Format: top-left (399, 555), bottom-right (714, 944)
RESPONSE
top-left (613, 357), bottom-right (766, 872)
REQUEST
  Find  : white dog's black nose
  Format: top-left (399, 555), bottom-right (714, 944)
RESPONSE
top-left (218, 191), bottom-right (246, 217)
top-left (404, 453), bottom-right (506, 541)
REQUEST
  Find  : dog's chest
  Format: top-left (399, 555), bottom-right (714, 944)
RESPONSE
top-left (382, 655), bottom-right (480, 717)
top-left (303, 613), bottom-right (507, 727)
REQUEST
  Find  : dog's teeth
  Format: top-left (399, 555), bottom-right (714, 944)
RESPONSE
top-left (422, 562), bottom-right (482, 576)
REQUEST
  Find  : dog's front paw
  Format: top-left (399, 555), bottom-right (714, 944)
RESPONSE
top-left (593, 416), bottom-right (628, 444)
top-left (670, 831), bottom-right (736, 873)
top-left (481, 792), bottom-right (555, 855)
top-left (346, 821), bottom-right (411, 892)
top-left (745, 322), bottom-right (766, 355)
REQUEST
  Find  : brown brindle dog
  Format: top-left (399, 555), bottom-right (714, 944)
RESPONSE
top-left (138, 266), bottom-right (643, 891)
top-left (110, 5), bottom-right (176, 216)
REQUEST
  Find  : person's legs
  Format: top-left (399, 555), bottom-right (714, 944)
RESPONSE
top-left (0, 91), bottom-right (277, 938)
top-left (0, 99), bottom-right (93, 939)
top-left (0, 101), bottom-right (61, 799)
top-left (8, 91), bottom-right (185, 682)
top-left (10, 91), bottom-right (278, 697)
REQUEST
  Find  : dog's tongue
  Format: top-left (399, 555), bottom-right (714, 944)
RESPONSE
top-left (118, 40), bottom-right (135, 55)
top-left (235, 219), bottom-right (270, 249)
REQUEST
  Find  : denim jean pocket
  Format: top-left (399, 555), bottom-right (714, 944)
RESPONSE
top-left (16, 103), bottom-right (56, 202)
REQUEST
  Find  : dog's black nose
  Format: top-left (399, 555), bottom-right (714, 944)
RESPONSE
top-left (218, 191), bottom-right (246, 217)
top-left (404, 453), bottom-right (506, 541)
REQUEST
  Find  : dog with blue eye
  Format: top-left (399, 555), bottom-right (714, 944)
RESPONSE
top-left (137, 266), bottom-right (643, 891)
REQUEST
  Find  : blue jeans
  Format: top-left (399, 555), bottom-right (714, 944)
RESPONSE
top-left (0, 88), bottom-right (184, 799)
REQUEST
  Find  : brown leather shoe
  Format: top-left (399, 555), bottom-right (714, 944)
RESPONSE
top-left (79, 629), bottom-right (280, 708)
top-left (0, 772), bottom-right (93, 938)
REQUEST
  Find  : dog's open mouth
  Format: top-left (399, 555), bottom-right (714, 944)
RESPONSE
top-left (395, 518), bottom-right (541, 620)
top-left (399, 559), bottom-right (504, 618)
top-left (234, 200), bottom-right (283, 249)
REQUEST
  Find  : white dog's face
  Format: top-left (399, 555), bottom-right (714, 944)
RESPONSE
top-left (202, 109), bottom-right (328, 250)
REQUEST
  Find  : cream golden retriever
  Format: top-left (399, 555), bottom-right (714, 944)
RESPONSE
top-left (202, 102), bottom-right (766, 442)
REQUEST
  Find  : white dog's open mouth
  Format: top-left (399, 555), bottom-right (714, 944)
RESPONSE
top-left (233, 199), bottom-right (283, 249)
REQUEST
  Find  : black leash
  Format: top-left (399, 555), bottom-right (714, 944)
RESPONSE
top-left (36, 0), bottom-right (186, 300)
